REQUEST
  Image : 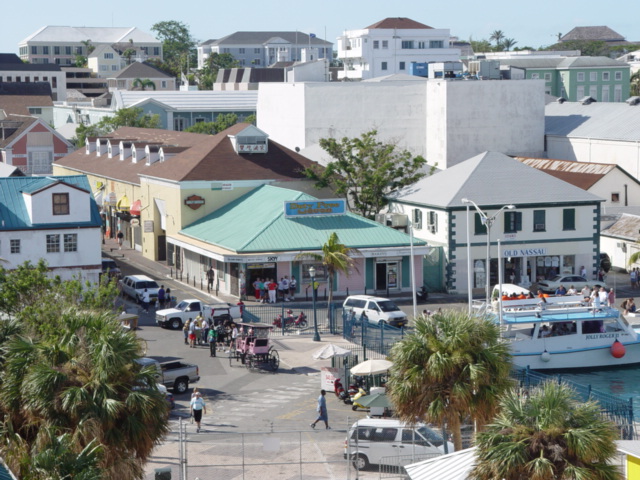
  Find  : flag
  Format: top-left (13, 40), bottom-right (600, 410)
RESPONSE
top-left (309, 33), bottom-right (316, 38)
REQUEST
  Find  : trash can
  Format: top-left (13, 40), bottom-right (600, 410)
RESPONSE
top-left (155, 467), bottom-right (171, 480)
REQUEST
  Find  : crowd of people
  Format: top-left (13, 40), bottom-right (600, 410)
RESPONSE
top-left (251, 276), bottom-right (297, 303)
top-left (182, 313), bottom-right (237, 357)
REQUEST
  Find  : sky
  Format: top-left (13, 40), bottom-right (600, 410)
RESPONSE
top-left (1, 0), bottom-right (637, 55)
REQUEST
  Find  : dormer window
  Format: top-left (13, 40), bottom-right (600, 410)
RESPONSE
top-left (52, 193), bottom-right (69, 215)
top-left (230, 125), bottom-right (270, 154)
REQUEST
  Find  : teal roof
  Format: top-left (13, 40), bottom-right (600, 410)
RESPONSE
top-left (180, 185), bottom-right (425, 253)
top-left (0, 175), bottom-right (102, 230)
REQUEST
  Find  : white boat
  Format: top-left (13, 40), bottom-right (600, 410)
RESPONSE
top-left (490, 295), bottom-right (640, 370)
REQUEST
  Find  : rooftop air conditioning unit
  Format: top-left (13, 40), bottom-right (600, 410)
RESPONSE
top-left (389, 213), bottom-right (408, 228)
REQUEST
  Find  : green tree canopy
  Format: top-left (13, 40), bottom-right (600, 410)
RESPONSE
top-left (387, 310), bottom-right (513, 450)
top-left (471, 381), bottom-right (621, 480)
top-left (151, 20), bottom-right (197, 77)
top-left (195, 52), bottom-right (240, 90)
top-left (132, 78), bottom-right (156, 90)
top-left (0, 261), bottom-right (169, 478)
top-left (74, 107), bottom-right (161, 146)
top-left (304, 130), bottom-right (429, 218)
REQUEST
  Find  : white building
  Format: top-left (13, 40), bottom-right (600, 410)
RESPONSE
top-left (386, 152), bottom-right (604, 294)
top-left (0, 175), bottom-right (102, 283)
top-left (545, 99), bottom-right (640, 179)
top-left (18, 26), bottom-right (162, 66)
top-left (88, 45), bottom-right (126, 78)
top-left (337, 17), bottom-right (460, 81)
top-left (0, 53), bottom-right (67, 101)
top-left (257, 78), bottom-right (545, 168)
top-left (197, 31), bottom-right (332, 70)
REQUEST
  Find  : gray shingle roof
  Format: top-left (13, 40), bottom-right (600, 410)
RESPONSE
top-left (211, 31), bottom-right (332, 46)
top-left (113, 62), bottom-right (172, 79)
top-left (389, 151), bottom-right (602, 208)
top-left (602, 213), bottom-right (640, 241)
top-left (545, 101), bottom-right (640, 142)
top-left (560, 26), bottom-right (625, 42)
top-left (114, 90), bottom-right (257, 112)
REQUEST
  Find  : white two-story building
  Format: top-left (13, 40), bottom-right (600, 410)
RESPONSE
top-left (337, 17), bottom-right (460, 80)
top-left (0, 175), bottom-right (102, 282)
top-left (387, 152), bottom-right (604, 294)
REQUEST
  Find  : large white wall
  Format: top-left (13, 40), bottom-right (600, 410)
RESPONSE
top-left (426, 80), bottom-right (546, 168)
top-left (257, 81), bottom-right (427, 157)
top-left (547, 136), bottom-right (640, 180)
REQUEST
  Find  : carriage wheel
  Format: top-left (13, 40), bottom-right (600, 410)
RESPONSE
top-left (268, 349), bottom-right (279, 372)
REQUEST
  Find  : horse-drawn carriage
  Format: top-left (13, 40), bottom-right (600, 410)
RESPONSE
top-left (228, 322), bottom-right (279, 372)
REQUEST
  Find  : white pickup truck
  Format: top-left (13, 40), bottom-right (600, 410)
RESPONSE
top-left (155, 299), bottom-right (242, 330)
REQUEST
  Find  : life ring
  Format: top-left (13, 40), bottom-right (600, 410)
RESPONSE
top-left (611, 339), bottom-right (626, 358)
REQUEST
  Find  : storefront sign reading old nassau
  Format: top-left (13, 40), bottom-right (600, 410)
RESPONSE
top-left (502, 248), bottom-right (548, 257)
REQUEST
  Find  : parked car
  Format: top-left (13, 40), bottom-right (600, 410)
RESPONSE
top-left (100, 257), bottom-right (121, 279)
top-left (343, 295), bottom-right (407, 328)
top-left (155, 299), bottom-right (242, 330)
top-left (136, 357), bottom-right (200, 394)
top-left (344, 419), bottom-right (453, 471)
top-left (536, 275), bottom-right (605, 294)
top-left (119, 274), bottom-right (160, 304)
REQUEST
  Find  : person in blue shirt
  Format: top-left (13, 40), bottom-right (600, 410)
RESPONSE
top-left (310, 390), bottom-right (329, 429)
top-left (555, 285), bottom-right (567, 296)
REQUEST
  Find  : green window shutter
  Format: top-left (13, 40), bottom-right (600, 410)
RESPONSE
top-left (474, 213), bottom-right (487, 235)
top-left (563, 208), bottom-right (575, 230)
top-left (291, 263), bottom-right (300, 293)
top-left (366, 258), bottom-right (375, 290)
top-left (533, 210), bottom-right (546, 231)
top-left (402, 256), bottom-right (410, 288)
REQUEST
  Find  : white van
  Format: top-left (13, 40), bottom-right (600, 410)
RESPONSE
top-left (343, 295), bottom-right (408, 328)
top-left (344, 419), bottom-right (453, 470)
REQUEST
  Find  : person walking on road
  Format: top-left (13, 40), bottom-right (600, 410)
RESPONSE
top-left (310, 390), bottom-right (329, 430)
top-left (157, 285), bottom-right (166, 308)
top-left (117, 230), bottom-right (124, 249)
top-left (141, 288), bottom-right (150, 313)
top-left (190, 391), bottom-right (207, 433)
top-left (188, 318), bottom-right (197, 348)
top-left (183, 319), bottom-right (191, 345)
top-left (208, 325), bottom-right (217, 357)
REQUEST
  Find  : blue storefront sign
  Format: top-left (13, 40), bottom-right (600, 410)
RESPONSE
top-left (284, 199), bottom-right (346, 217)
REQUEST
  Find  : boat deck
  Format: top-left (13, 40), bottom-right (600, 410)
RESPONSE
top-left (502, 307), bottom-right (619, 324)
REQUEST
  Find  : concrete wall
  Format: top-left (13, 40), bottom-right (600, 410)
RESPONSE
top-left (257, 82), bottom-right (427, 157)
top-left (547, 136), bottom-right (640, 180)
top-left (426, 79), bottom-right (546, 168)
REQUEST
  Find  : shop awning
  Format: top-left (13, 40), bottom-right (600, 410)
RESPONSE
top-left (93, 189), bottom-right (103, 207)
top-left (116, 194), bottom-right (130, 212)
top-left (155, 198), bottom-right (166, 230)
top-left (130, 199), bottom-right (142, 216)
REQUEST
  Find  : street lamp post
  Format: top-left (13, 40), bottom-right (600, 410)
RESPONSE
top-left (309, 266), bottom-right (321, 342)
top-left (461, 199), bottom-right (515, 307)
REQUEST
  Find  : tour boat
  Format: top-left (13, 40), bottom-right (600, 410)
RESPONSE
top-left (490, 295), bottom-right (640, 370)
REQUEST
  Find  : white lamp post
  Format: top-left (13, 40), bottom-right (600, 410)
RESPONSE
top-left (461, 199), bottom-right (515, 307)
top-left (309, 266), bottom-right (321, 342)
top-left (461, 199), bottom-right (472, 315)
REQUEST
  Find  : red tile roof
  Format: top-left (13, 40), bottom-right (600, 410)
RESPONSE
top-left (54, 123), bottom-right (322, 185)
top-left (366, 18), bottom-right (432, 30)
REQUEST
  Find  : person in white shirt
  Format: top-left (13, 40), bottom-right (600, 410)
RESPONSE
top-left (567, 285), bottom-right (577, 296)
top-left (190, 391), bottom-right (207, 433)
top-left (282, 276), bottom-right (290, 301)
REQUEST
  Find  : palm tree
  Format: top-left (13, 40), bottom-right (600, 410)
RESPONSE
top-left (132, 78), bottom-right (156, 91)
top-left (295, 232), bottom-right (360, 327)
top-left (502, 38), bottom-right (518, 51)
top-left (0, 311), bottom-right (170, 479)
top-left (631, 71), bottom-right (640, 97)
top-left (489, 30), bottom-right (505, 48)
top-left (387, 310), bottom-right (513, 451)
top-left (471, 381), bottom-right (621, 480)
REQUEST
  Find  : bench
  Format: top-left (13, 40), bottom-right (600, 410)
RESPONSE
top-left (500, 295), bottom-right (585, 311)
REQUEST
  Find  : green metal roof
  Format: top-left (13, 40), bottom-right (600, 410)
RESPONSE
top-left (180, 185), bottom-right (425, 253)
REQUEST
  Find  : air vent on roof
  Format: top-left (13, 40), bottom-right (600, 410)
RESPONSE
top-left (557, 97), bottom-right (567, 104)
top-left (625, 96), bottom-right (640, 106)
top-left (580, 96), bottom-right (596, 105)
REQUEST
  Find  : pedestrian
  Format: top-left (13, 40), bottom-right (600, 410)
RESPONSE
top-left (141, 288), bottom-right (150, 313)
top-left (157, 285), bottom-right (166, 308)
top-left (206, 266), bottom-right (215, 293)
top-left (190, 391), bottom-right (207, 433)
top-left (580, 265), bottom-right (587, 278)
top-left (268, 278), bottom-right (277, 304)
top-left (608, 288), bottom-right (616, 308)
top-left (231, 323), bottom-right (239, 351)
top-left (165, 287), bottom-right (172, 307)
top-left (188, 318), bottom-right (197, 348)
top-left (183, 319), bottom-right (191, 345)
top-left (631, 268), bottom-right (638, 290)
top-left (310, 389), bottom-right (329, 429)
top-left (260, 278), bottom-right (268, 302)
top-left (208, 324), bottom-right (217, 357)
top-left (117, 230), bottom-right (124, 249)
top-left (253, 278), bottom-right (261, 301)
top-left (289, 275), bottom-right (297, 300)
top-left (282, 276), bottom-right (290, 301)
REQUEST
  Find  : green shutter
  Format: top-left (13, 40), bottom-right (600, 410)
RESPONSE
top-left (563, 208), bottom-right (575, 230)
top-left (402, 256), bottom-right (410, 287)
top-left (474, 213), bottom-right (487, 235)
top-left (366, 258), bottom-right (374, 290)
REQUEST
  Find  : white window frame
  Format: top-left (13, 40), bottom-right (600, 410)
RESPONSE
top-left (615, 71), bottom-right (622, 81)
top-left (590, 72), bottom-right (597, 81)
top-left (544, 73), bottom-right (552, 81)
top-left (602, 72), bottom-right (610, 81)
top-left (10, 239), bottom-right (20, 254)
top-left (531, 73), bottom-right (540, 79)
top-left (64, 233), bottom-right (78, 252)
top-left (577, 72), bottom-right (585, 82)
